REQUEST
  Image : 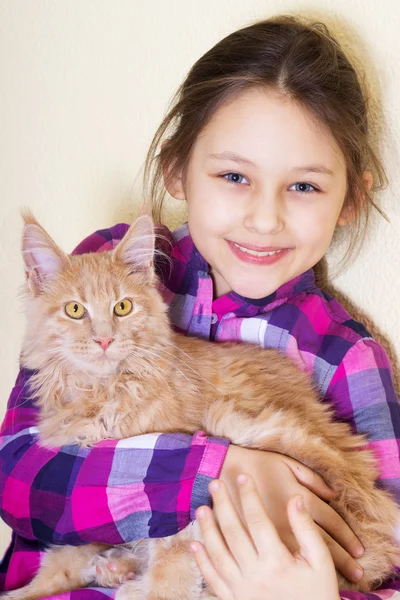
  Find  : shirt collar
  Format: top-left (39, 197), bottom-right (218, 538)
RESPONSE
top-left (229, 268), bottom-right (317, 313)
top-left (170, 223), bottom-right (318, 315)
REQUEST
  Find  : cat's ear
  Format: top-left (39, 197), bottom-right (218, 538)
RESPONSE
top-left (21, 210), bottom-right (68, 294)
top-left (113, 214), bottom-right (155, 281)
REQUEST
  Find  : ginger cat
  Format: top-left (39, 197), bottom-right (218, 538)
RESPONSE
top-left (5, 212), bottom-right (400, 600)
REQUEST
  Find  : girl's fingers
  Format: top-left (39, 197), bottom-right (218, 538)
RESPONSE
top-left (195, 505), bottom-right (240, 582)
top-left (283, 456), bottom-right (336, 501)
top-left (316, 526), bottom-right (363, 583)
top-left (307, 495), bottom-right (364, 559)
top-left (287, 495), bottom-right (332, 568)
top-left (237, 474), bottom-right (291, 560)
top-left (190, 542), bottom-right (232, 600)
top-left (288, 496), bottom-right (363, 583)
top-left (209, 480), bottom-right (257, 567)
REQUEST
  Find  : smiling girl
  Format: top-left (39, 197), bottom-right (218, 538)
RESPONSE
top-left (1, 14), bottom-right (399, 600)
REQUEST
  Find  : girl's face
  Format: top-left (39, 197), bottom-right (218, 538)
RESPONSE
top-left (169, 87), bottom-right (352, 299)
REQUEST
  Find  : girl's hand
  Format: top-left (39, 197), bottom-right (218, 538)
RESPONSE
top-left (191, 475), bottom-right (341, 600)
top-left (219, 446), bottom-right (364, 584)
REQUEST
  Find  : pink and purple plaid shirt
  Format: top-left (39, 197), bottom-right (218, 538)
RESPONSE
top-left (1, 222), bottom-right (399, 599)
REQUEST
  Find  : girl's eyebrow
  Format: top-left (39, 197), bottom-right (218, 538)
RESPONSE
top-left (208, 151), bottom-right (334, 176)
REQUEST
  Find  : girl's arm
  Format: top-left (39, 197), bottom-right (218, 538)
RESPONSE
top-left (0, 224), bottom-right (228, 545)
top-left (327, 338), bottom-right (400, 502)
top-left (0, 368), bottom-right (228, 545)
top-left (325, 338), bottom-right (400, 598)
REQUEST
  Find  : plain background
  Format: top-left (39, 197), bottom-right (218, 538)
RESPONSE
top-left (0, 0), bottom-right (399, 555)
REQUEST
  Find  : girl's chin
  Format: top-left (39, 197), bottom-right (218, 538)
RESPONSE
top-left (212, 267), bottom-right (291, 299)
top-left (227, 274), bottom-right (283, 299)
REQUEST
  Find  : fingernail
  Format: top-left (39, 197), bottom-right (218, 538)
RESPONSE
top-left (197, 507), bottom-right (206, 519)
top-left (353, 567), bottom-right (363, 581)
top-left (355, 545), bottom-right (364, 557)
top-left (296, 496), bottom-right (304, 511)
top-left (237, 474), bottom-right (247, 485)
top-left (190, 543), bottom-right (199, 554)
top-left (209, 480), bottom-right (220, 493)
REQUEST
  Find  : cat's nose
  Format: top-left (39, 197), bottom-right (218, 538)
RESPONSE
top-left (93, 336), bottom-right (115, 351)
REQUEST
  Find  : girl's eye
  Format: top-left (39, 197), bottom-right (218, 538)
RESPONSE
top-left (114, 299), bottom-right (133, 317)
top-left (222, 172), bottom-right (250, 185)
top-left (65, 301), bottom-right (86, 319)
top-left (289, 182), bottom-right (319, 194)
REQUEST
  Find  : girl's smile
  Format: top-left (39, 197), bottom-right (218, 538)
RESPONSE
top-left (226, 239), bottom-right (293, 266)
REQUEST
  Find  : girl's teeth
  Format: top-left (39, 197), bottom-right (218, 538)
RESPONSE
top-left (234, 243), bottom-right (284, 257)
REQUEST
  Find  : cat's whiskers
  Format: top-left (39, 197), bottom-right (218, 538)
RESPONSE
top-left (126, 345), bottom-right (187, 388)
top-left (20, 348), bottom-right (62, 370)
top-left (125, 350), bottom-right (174, 396)
top-left (22, 338), bottom-right (59, 352)
top-left (147, 341), bottom-right (224, 394)
top-left (162, 340), bottom-right (197, 364)
top-left (131, 345), bottom-right (201, 392)
top-left (35, 359), bottom-right (67, 397)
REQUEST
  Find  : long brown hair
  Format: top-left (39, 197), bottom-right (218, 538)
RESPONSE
top-left (143, 14), bottom-right (388, 268)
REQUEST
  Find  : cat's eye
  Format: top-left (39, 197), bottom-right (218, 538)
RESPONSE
top-left (65, 301), bottom-right (86, 319)
top-left (114, 299), bottom-right (133, 317)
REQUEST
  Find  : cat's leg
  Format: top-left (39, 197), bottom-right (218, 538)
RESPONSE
top-left (3, 543), bottom-right (108, 600)
top-left (116, 527), bottom-right (203, 600)
top-left (93, 541), bottom-right (148, 587)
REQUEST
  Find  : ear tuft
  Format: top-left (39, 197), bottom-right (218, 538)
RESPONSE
top-left (21, 210), bottom-right (67, 293)
top-left (113, 214), bottom-right (155, 278)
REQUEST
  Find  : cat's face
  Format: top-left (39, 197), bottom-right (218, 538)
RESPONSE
top-left (21, 213), bottom-right (169, 378)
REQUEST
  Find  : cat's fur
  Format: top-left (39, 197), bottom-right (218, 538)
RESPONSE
top-left (5, 212), bottom-right (400, 600)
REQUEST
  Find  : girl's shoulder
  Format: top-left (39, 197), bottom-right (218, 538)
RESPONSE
top-left (254, 287), bottom-right (395, 400)
top-left (296, 286), bottom-right (372, 342)
top-left (260, 284), bottom-right (377, 371)
top-left (71, 222), bottom-right (175, 255)
top-left (70, 219), bottom-right (179, 287)
top-left (71, 223), bottom-right (131, 254)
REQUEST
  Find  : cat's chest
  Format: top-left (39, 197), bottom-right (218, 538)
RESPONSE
top-left (42, 378), bottom-right (158, 446)
top-left (81, 380), bottom-right (152, 436)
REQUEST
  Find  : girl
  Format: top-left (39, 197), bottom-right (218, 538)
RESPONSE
top-left (1, 13), bottom-right (399, 600)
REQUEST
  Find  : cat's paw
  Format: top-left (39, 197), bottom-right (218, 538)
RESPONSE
top-left (92, 548), bottom-right (137, 587)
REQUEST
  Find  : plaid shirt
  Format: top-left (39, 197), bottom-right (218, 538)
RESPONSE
top-left (1, 222), bottom-right (399, 600)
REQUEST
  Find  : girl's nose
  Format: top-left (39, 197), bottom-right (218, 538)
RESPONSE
top-left (243, 195), bottom-right (285, 236)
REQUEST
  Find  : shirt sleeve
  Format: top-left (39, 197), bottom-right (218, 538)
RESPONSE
top-left (326, 339), bottom-right (400, 599)
top-left (0, 368), bottom-right (228, 545)
top-left (0, 224), bottom-right (229, 545)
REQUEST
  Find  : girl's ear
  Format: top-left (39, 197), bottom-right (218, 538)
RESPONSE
top-left (337, 171), bottom-right (373, 226)
top-left (161, 140), bottom-right (186, 201)
top-left (21, 210), bottom-right (68, 294)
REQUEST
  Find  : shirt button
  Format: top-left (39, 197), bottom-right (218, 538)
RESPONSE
top-left (211, 313), bottom-right (218, 325)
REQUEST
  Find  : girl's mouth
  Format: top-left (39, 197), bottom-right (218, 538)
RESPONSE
top-left (227, 240), bottom-right (292, 265)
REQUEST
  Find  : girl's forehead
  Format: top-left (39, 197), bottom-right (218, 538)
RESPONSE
top-left (195, 87), bottom-right (346, 174)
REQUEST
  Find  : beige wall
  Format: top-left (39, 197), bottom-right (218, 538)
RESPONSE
top-left (0, 0), bottom-right (399, 554)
